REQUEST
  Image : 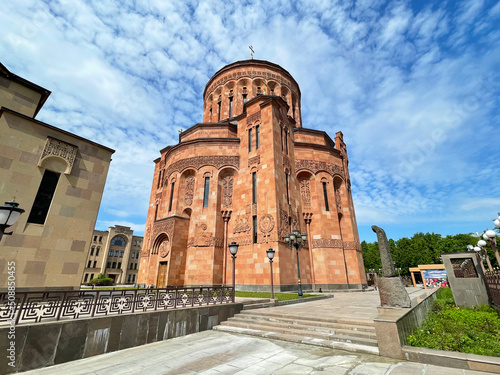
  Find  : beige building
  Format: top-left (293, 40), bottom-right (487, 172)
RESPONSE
top-left (82, 226), bottom-right (143, 285)
top-left (0, 62), bottom-right (114, 291)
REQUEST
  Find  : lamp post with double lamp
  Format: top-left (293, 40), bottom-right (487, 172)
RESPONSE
top-left (285, 228), bottom-right (307, 298)
top-left (0, 200), bottom-right (25, 242)
top-left (228, 241), bottom-right (239, 302)
top-left (471, 244), bottom-right (487, 274)
top-left (266, 248), bottom-right (275, 299)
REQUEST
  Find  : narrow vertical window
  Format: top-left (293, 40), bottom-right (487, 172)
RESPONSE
top-left (128, 274), bottom-right (131, 283)
top-left (253, 216), bottom-right (258, 243)
top-left (243, 93), bottom-right (247, 104)
top-left (203, 177), bottom-right (210, 207)
top-left (84, 274), bottom-right (89, 282)
top-left (132, 275), bottom-right (136, 283)
top-left (248, 128), bottom-right (253, 152)
top-left (93, 261), bottom-right (97, 268)
top-left (252, 172), bottom-right (257, 204)
top-left (87, 260), bottom-right (92, 268)
top-left (285, 172), bottom-right (290, 204)
top-left (154, 204), bottom-right (158, 220)
top-left (229, 95), bottom-right (233, 118)
top-left (322, 181), bottom-right (330, 211)
top-left (90, 247), bottom-right (94, 256)
top-left (280, 126), bottom-right (284, 151)
top-left (157, 170), bottom-right (162, 189)
top-left (217, 100), bottom-right (221, 121)
top-left (96, 248), bottom-right (100, 256)
top-left (292, 103), bottom-right (296, 120)
top-left (209, 107), bottom-right (212, 121)
top-left (90, 273), bottom-right (94, 280)
top-left (285, 131), bottom-right (289, 154)
top-left (168, 181), bottom-right (175, 212)
top-left (118, 262), bottom-right (121, 268)
top-left (256, 125), bottom-right (260, 149)
top-left (27, 170), bottom-right (60, 224)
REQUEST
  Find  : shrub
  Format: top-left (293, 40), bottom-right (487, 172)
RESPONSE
top-left (407, 288), bottom-right (500, 356)
top-left (90, 273), bottom-right (114, 286)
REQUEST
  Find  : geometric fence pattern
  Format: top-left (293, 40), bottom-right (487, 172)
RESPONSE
top-left (485, 273), bottom-right (500, 308)
top-left (0, 286), bottom-right (234, 325)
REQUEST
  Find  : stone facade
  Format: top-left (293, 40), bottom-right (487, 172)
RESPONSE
top-left (0, 63), bottom-right (114, 290)
top-left (138, 60), bottom-right (366, 291)
top-left (81, 226), bottom-right (143, 285)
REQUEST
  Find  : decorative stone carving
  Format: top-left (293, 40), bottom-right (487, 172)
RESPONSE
top-left (248, 155), bottom-right (260, 167)
top-left (141, 226), bottom-right (151, 257)
top-left (303, 212), bottom-right (313, 225)
top-left (295, 159), bottom-right (344, 179)
top-left (206, 71), bottom-right (294, 98)
top-left (221, 210), bottom-right (232, 221)
top-left (185, 176), bottom-right (195, 206)
top-left (114, 226), bottom-right (131, 234)
top-left (233, 216), bottom-right (251, 234)
top-left (343, 241), bottom-right (360, 250)
top-left (246, 111), bottom-right (261, 125)
top-left (164, 156), bottom-right (239, 180)
top-left (152, 218), bottom-right (174, 244)
top-left (312, 239), bottom-right (343, 248)
top-left (258, 214), bottom-right (275, 243)
top-left (222, 176), bottom-right (233, 207)
top-left (158, 240), bottom-right (170, 258)
top-left (187, 223), bottom-right (213, 247)
top-left (39, 137), bottom-right (78, 175)
top-left (278, 203), bottom-right (290, 241)
top-left (283, 155), bottom-right (291, 171)
top-left (300, 180), bottom-right (311, 208)
top-left (335, 188), bottom-right (342, 211)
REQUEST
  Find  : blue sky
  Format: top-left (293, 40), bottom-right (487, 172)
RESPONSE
top-left (1, 0), bottom-right (499, 243)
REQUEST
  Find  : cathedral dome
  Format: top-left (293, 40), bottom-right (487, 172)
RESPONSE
top-left (202, 60), bottom-right (302, 127)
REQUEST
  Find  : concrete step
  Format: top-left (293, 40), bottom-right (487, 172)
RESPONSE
top-left (222, 317), bottom-right (377, 340)
top-left (233, 312), bottom-right (376, 333)
top-left (239, 310), bottom-right (374, 330)
top-left (213, 325), bottom-right (379, 355)
top-left (218, 320), bottom-right (378, 347)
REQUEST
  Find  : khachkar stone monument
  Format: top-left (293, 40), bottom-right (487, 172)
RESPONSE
top-left (372, 225), bottom-right (411, 307)
top-left (138, 59), bottom-right (368, 292)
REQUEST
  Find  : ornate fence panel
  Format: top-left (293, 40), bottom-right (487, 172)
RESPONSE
top-left (0, 286), bottom-right (234, 325)
top-left (485, 273), bottom-right (500, 307)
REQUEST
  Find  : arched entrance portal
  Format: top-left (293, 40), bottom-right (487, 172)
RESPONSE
top-left (152, 234), bottom-right (171, 288)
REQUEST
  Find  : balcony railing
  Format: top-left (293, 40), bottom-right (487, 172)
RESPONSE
top-left (0, 286), bottom-right (234, 325)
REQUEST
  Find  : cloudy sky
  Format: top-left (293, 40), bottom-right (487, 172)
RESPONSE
top-left (1, 0), bottom-right (499, 243)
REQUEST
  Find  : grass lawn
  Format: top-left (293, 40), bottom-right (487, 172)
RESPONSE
top-left (407, 288), bottom-right (500, 356)
top-left (235, 291), bottom-right (320, 301)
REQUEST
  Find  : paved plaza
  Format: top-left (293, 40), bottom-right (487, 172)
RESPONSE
top-left (20, 330), bottom-right (493, 375)
top-left (18, 287), bottom-right (497, 375)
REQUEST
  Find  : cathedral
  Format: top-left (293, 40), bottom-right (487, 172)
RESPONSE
top-left (138, 59), bottom-right (367, 291)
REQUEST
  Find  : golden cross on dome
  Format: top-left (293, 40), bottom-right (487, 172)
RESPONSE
top-left (249, 46), bottom-right (254, 59)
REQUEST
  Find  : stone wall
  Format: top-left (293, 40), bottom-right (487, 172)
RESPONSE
top-left (0, 303), bottom-right (243, 374)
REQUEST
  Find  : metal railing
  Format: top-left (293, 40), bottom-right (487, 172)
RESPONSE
top-left (485, 273), bottom-right (500, 307)
top-left (0, 286), bottom-right (234, 325)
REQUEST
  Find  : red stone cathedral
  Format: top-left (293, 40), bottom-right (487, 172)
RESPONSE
top-left (138, 59), bottom-right (367, 291)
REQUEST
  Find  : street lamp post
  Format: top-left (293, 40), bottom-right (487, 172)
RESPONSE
top-left (0, 200), bottom-right (25, 242)
top-left (477, 239), bottom-right (493, 273)
top-left (266, 248), bottom-right (275, 299)
top-left (285, 228), bottom-right (307, 298)
top-left (228, 241), bottom-right (239, 302)
top-left (472, 245), bottom-right (487, 274)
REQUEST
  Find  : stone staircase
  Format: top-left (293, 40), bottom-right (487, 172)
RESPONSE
top-left (213, 309), bottom-right (379, 355)
top-left (240, 298), bottom-right (276, 310)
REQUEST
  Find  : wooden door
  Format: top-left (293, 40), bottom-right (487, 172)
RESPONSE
top-left (157, 261), bottom-right (168, 288)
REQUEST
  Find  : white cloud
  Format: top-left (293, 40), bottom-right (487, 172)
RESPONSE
top-left (1, 0), bottom-right (499, 240)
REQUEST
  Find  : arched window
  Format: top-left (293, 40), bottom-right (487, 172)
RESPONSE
top-left (111, 236), bottom-right (126, 246)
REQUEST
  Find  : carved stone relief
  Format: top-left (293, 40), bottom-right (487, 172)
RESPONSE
top-left (152, 218), bottom-right (175, 244)
top-left (312, 239), bottom-right (343, 248)
top-left (184, 176), bottom-right (195, 206)
top-left (158, 240), bottom-right (170, 258)
top-left (222, 176), bottom-right (233, 207)
top-left (295, 159), bottom-right (344, 179)
top-left (335, 189), bottom-right (342, 212)
top-left (164, 156), bottom-right (239, 181)
top-left (39, 137), bottom-right (78, 175)
top-left (248, 155), bottom-right (260, 167)
top-left (246, 111), bottom-right (261, 124)
top-left (283, 155), bottom-right (291, 171)
top-left (233, 216), bottom-right (251, 234)
top-left (300, 180), bottom-right (311, 208)
top-left (259, 214), bottom-right (275, 243)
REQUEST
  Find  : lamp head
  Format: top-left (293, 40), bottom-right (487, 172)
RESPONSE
top-left (0, 200), bottom-right (25, 227)
top-left (228, 241), bottom-right (239, 255)
top-left (478, 239), bottom-right (487, 247)
top-left (485, 230), bottom-right (496, 239)
top-left (284, 234), bottom-right (290, 243)
top-left (301, 232), bottom-right (307, 241)
top-left (266, 248), bottom-right (275, 260)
